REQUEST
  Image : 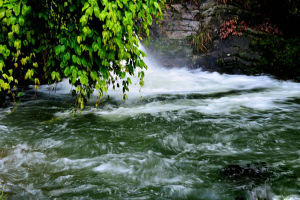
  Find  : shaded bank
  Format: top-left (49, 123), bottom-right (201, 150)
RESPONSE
top-left (148, 0), bottom-right (300, 81)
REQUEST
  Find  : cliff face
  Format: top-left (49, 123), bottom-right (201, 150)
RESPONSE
top-left (148, 0), bottom-right (300, 81)
top-left (147, 3), bottom-right (200, 68)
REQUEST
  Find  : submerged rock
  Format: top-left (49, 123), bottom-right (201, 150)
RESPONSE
top-left (221, 162), bottom-right (271, 181)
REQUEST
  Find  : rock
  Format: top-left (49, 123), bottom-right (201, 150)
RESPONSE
top-left (200, 0), bottom-right (216, 11)
top-left (150, 5), bottom-right (200, 40)
top-left (181, 10), bottom-right (200, 20)
top-left (170, 4), bottom-right (183, 13)
top-left (193, 52), bottom-right (219, 71)
top-left (186, 3), bottom-right (198, 11)
top-left (182, 12), bottom-right (194, 20)
top-left (165, 31), bottom-right (194, 40)
top-left (165, 20), bottom-right (200, 32)
top-left (221, 163), bottom-right (271, 180)
top-left (201, 7), bottom-right (217, 17)
top-left (148, 1), bottom-right (300, 80)
top-left (202, 16), bottom-right (213, 27)
top-left (191, 10), bottom-right (200, 15)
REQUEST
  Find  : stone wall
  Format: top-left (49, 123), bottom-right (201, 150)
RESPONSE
top-left (147, 3), bottom-right (200, 68)
top-left (192, 0), bottom-right (267, 74)
top-left (148, 0), bottom-right (261, 72)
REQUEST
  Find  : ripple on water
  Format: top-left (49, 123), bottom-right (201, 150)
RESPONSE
top-left (1, 49), bottom-right (300, 199)
top-left (49, 184), bottom-right (97, 197)
top-left (0, 125), bottom-right (8, 132)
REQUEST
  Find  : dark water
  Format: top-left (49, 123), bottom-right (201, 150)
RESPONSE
top-left (0, 65), bottom-right (300, 199)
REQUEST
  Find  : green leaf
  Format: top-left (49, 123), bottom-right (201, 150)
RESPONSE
top-left (82, 2), bottom-right (90, 11)
top-left (13, 4), bottom-right (21, 16)
top-left (120, 71), bottom-right (126, 79)
top-left (139, 80), bottom-right (144, 87)
top-left (64, 52), bottom-right (71, 61)
top-left (69, 5), bottom-right (76, 12)
top-left (72, 55), bottom-right (77, 63)
top-left (80, 74), bottom-right (88, 85)
top-left (12, 24), bottom-right (20, 34)
top-left (90, 71), bottom-right (98, 81)
top-left (33, 62), bottom-right (38, 68)
top-left (55, 46), bottom-right (61, 55)
top-left (14, 39), bottom-right (21, 49)
top-left (18, 16), bottom-right (25, 26)
top-left (25, 69), bottom-right (34, 80)
top-left (80, 15), bottom-right (88, 26)
top-left (22, 5), bottom-right (31, 15)
top-left (77, 36), bottom-right (82, 44)
top-left (123, 93), bottom-right (128, 101)
top-left (86, 7), bottom-right (93, 16)
top-left (64, 67), bottom-right (70, 76)
top-left (51, 71), bottom-right (56, 80)
top-left (92, 42), bottom-right (99, 52)
top-left (17, 92), bottom-right (23, 97)
top-left (94, 6), bottom-right (100, 17)
top-left (60, 45), bottom-right (66, 53)
top-left (72, 67), bottom-right (78, 79)
top-left (0, 61), bottom-right (4, 73)
top-left (127, 77), bottom-right (132, 84)
top-left (0, 9), bottom-right (5, 19)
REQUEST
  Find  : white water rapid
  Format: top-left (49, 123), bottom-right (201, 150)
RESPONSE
top-left (46, 43), bottom-right (300, 118)
top-left (1, 43), bottom-right (300, 200)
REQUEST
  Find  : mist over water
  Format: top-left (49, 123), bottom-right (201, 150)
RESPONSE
top-left (0, 44), bottom-right (300, 199)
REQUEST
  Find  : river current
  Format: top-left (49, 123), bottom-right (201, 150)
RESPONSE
top-left (0, 45), bottom-right (300, 199)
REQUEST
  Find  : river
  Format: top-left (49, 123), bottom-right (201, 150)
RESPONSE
top-left (0, 45), bottom-right (300, 199)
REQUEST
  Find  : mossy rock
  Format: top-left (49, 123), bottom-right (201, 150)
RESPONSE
top-left (250, 35), bottom-right (300, 81)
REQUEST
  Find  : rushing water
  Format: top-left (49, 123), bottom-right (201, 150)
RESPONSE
top-left (0, 45), bottom-right (300, 200)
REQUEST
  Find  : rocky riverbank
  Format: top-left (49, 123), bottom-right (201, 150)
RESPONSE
top-left (147, 0), bottom-right (300, 81)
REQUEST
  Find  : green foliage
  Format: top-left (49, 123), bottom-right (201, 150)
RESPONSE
top-left (0, 184), bottom-right (5, 200)
top-left (190, 28), bottom-right (212, 53)
top-left (0, 0), bottom-right (164, 108)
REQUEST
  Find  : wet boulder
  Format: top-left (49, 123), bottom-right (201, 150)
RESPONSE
top-left (221, 162), bottom-right (271, 181)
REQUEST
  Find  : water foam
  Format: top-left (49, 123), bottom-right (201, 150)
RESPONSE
top-left (48, 43), bottom-right (300, 119)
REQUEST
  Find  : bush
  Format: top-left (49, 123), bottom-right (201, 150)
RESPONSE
top-left (0, 0), bottom-right (164, 108)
